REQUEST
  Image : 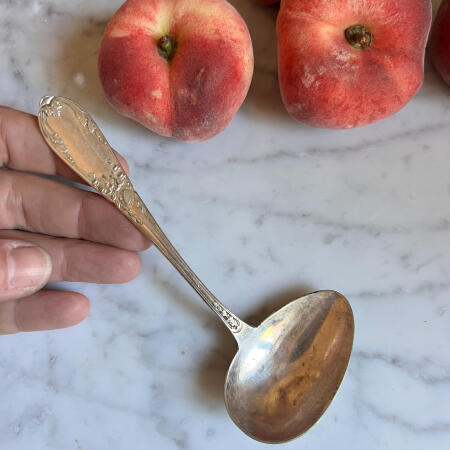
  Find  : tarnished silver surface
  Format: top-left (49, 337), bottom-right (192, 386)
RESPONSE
top-left (38, 96), bottom-right (354, 443)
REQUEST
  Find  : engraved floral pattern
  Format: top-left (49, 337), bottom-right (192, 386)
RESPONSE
top-left (90, 168), bottom-right (146, 227)
top-left (213, 302), bottom-right (240, 331)
top-left (39, 98), bottom-right (77, 168)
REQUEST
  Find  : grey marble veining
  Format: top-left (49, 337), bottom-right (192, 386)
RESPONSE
top-left (0, 0), bottom-right (449, 449)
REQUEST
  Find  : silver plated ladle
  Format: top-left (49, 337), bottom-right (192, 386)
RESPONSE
top-left (38, 96), bottom-right (354, 444)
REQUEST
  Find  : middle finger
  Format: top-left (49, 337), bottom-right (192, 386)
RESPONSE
top-left (0, 170), bottom-right (151, 252)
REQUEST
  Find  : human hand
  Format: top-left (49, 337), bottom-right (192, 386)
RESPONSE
top-left (0, 106), bottom-right (151, 334)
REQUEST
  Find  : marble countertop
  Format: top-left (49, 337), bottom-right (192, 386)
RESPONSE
top-left (1, 1), bottom-right (449, 449)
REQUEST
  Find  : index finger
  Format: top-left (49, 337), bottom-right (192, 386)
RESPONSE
top-left (0, 106), bottom-right (130, 180)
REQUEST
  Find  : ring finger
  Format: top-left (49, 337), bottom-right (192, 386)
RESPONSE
top-left (0, 230), bottom-right (142, 285)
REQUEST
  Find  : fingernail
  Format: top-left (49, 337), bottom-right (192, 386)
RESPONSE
top-left (8, 246), bottom-right (52, 289)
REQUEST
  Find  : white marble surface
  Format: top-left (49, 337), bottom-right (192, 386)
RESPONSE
top-left (1, 0), bottom-right (450, 449)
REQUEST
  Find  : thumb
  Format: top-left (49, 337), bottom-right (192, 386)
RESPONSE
top-left (0, 239), bottom-right (52, 302)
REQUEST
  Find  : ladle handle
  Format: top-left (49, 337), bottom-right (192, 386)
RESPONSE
top-left (38, 96), bottom-right (247, 336)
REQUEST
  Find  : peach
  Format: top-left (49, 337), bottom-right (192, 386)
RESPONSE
top-left (277, 0), bottom-right (432, 129)
top-left (98, 0), bottom-right (253, 142)
top-left (429, 0), bottom-right (450, 86)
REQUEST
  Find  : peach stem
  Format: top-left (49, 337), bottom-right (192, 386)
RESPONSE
top-left (157, 34), bottom-right (178, 61)
top-left (344, 25), bottom-right (373, 50)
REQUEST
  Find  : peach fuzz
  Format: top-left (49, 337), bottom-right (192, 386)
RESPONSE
top-left (429, 0), bottom-right (450, 86)
top-left (277, 0), bottom-right (432, 129)
top-left (98, 0), bottom-right (253, 142)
